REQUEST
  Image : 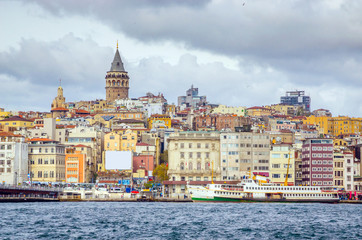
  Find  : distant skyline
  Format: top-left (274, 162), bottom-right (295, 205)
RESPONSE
top-left (1, 0), bottom-right (362, 117)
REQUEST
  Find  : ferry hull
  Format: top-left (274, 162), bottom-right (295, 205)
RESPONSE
top-left (192, 196), bottom-right (339, 203)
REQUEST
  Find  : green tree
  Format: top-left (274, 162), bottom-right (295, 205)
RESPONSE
top-left (153, 163), bottom-right (169, 183)
top-left (159, 150), bottom-right (168, 164)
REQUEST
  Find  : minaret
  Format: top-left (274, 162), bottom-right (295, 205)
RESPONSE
top-left (105, 42), bottom-right (130, 102)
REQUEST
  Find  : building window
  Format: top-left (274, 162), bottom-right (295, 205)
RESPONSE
top-left (189, 162), bottom-right (193, 170)
top-left (189, 143), bottom-right (192, 148)
top-left (38, 171), bottom-right (42, 178)
top-left (197, 152), bottom-right (201, 158)
top-left (205, 162), bottom-right (210, 170)
top-left (189, 152), bottom-right (193, 158)
top-left (197, 162), bottom-right (201, 170)
top-left (205, 144), bottom-right (209, 149)
top-left (180, 152), bottom-right (184, 158)
top-left (197, 143), bottom-right (201, 148)
top-left (180, 162), bottom-right (184, 170)
top-left (180, 143), bottom-right (184, 148)
top-left (206, 152), bottom-right (210, 158)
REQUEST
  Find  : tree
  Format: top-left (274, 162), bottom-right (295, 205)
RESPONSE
top-left (159, 150), bottom-right (168, 164)
top-left (153, 163), bottom-right (169, 183)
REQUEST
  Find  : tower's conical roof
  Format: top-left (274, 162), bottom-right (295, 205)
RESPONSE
top-left (110, 48), bottom-right (125, 72)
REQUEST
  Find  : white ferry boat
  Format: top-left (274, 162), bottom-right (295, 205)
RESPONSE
top-left (189, 178), bottom-right (339, 203)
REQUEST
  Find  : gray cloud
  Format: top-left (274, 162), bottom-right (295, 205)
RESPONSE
top-left (23, 0), bottom-right (362, 86)
top-left (2, 0), bottom-right (362, 116)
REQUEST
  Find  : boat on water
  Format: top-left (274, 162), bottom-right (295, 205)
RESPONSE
top-left (188, 177), bottom-right (339, 203)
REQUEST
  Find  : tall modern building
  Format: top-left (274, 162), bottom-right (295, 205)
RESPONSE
top-left (178, 85), bottom-right (207, 108)
top-left (301, 138), bottom-right (333, 187)
top-left (280, 90), bottom-right (311, 112)
top-left (105, 44), bottom-right (130, 103)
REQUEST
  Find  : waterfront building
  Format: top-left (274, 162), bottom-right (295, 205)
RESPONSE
top-left (333, 151), bottom-right (354, 191)
top-left (294, 148), bottom-right (303, 186)
top-left (105, 44), bottom-right (130, 102)
top-left (269, 144), bottom-right (295, 185)
top-left (141, 132), bottom-right (161, 165)
top-left (65, 126), bottom-right (104, 172)
top-left (28, 138), bottom-right (66, 182)
top-left (167, 131), bottom-right (220, 197)
top-left (280, 90), bottom-right (311, 112)
top-left (133, 154), bottom-right (154, 177)
top-left (301, 138), bottom-right (334, 187)
top-left (0, 132), bottom-right (28, 185)
top-left (212, 105), bottom-right (247, 117)
top-left (65, 148), bottom-right (88, 183)
top-left (220, 132), bottom-right (270, 180)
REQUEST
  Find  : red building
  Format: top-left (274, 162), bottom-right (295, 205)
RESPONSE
top-left (302, 138), bottom-right (334, 187)
top-left (133, 155), bottom-right (154, 176)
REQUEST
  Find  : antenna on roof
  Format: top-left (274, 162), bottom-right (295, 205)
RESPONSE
top-left (117, 40), bottom-right (118, 49)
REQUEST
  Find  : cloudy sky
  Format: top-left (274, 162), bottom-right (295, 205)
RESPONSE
top-left (1, 0), bottom-right (362, 116)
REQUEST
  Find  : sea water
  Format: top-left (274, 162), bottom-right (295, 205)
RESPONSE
top-left (0, 202), bottom-right (361, 239)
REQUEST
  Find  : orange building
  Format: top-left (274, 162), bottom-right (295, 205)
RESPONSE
top-left (65, 149), bottom-right (87, 183)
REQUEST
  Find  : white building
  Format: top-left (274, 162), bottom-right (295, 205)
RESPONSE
top-left (0, 132), bottom-right (28, 185)
top-left (220, 131), bottom-right (270, 180)
top-left (144, 102), bottom-right (163, 118)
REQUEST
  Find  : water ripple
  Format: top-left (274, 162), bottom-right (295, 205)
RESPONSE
top-left (0, 202), bottom-right (361, 239)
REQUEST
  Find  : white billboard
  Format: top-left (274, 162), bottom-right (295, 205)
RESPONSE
top-left (105, 151), bottom-right (132, 170)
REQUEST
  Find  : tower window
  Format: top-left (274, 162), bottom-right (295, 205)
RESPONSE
top-left (117, 62), bottom-right (120, 66)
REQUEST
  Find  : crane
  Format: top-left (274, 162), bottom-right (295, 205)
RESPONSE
top-left (284, 150), bottom-right (291, 186)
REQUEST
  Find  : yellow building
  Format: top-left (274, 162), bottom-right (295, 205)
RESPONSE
top-left (212, 105), bottom-right (247, 116)
top-left (51, 84), bottom-right (66, 109)
top-left (0, 108), bottom-right (11, 120)
top-left (246, 106), bottom-right (272, 117)
top-left (303, 115), bottom-right (330, 135)
top-left (269, 144), bottom-right (295, 185)
top-left (329, 116), bottom-right (362, 136)
top-left (166, 104), bottom-right (176, 117)
top-left (120, 130), bottom-right (137, 152)
top-left (96, 111), bottom-right (144, 121)
top-left (304, 115), bottom-right (362, 136)
top-left (269, 104), bottom-right (296, 116)
top-left (0, 116), bottom-right (34, 130)
top-left (28, 138), bottom-right (66, 182)
top-left (147, 114), bottom-right (171, 129)
top-left (104, 132), bottom-right (121, 151)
